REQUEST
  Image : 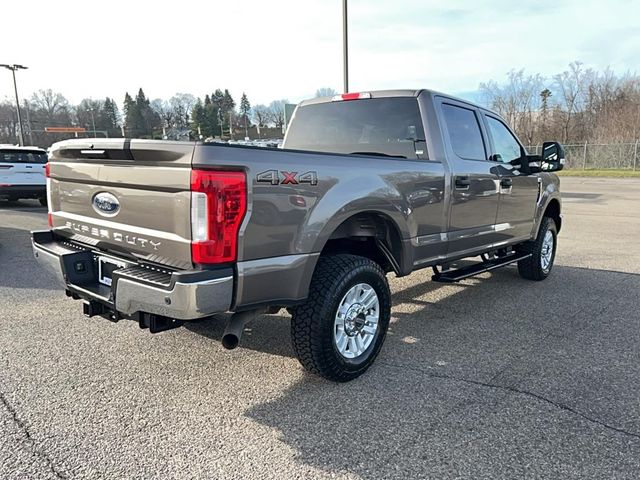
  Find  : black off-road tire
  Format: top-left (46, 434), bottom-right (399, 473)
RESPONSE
top-left (517, 216), bottom-right (557, 281)
top-left (291, 254), bottom-right (391, 382)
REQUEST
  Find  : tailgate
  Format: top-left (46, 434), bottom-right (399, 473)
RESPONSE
top-left (48, 139), bottom-right (195, 269)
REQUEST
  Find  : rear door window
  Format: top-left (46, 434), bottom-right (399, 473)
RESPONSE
top-left (284, 97), bottom-right (425, 159)
top-left (441, 104), bottom-right (486, 161)
top-left (0, 150), bottom-right (48, 164)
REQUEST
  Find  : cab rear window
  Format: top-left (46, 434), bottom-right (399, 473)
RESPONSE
top-left (284, 98), bottom-right (424, 159)
top-left (0, 150), bottom-right (48, 164)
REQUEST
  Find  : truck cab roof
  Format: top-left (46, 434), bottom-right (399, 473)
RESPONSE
top-left (299, 88), bottom-right (500, 117)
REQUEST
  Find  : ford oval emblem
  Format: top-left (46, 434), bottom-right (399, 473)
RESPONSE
top-left (92, 192), bottom-right (120, 217)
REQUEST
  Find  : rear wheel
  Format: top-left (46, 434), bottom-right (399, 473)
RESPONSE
top-left (517, 217), bottom-right (557, 280)
top-left (291, 254), bottom-right (391, 382)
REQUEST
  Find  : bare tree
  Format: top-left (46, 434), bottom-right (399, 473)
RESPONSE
top-left (315, 87), bottom-right (337, 98)
top-left (268, 99), bottom-right (288, 128)
top-left (0, 99), bottom-right (19, 143)
top-left (150, 99), bottom-right (173, 129)
top-left (252, 104), bottom-right (270, 128)
top-left (480, 61), bottom-right (640, 148)
top-left (30, 89), bottom-right (70, 119)
top-left (480, 70), bottom-right (544, 146)
top-left (553, 62), bottom-right (593, 143)
top-left (27, 90), bottom-right (73, 145)
top-left (169, 93), bottom-right (196, 129)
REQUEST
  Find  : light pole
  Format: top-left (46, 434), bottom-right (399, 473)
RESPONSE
top-left (219, 109), bottom-right (225, 139)
top-left (23, 99), bottom-right (34, 145)
top-left (1, 64), bottom-right (28, 146)
top-left (342, 0), bottom-right (349, 93)
top-left (88, 107), bottom-right (97, 138)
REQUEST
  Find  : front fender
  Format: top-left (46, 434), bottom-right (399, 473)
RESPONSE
top-left (532, 175), bottom-right (562, 238)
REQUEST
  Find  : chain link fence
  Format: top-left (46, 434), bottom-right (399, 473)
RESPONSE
top-left (526, 142), bottom-right (640, 170)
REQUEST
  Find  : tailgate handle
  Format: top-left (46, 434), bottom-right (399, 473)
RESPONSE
top-left (80, 149), bottom-right (107, 158)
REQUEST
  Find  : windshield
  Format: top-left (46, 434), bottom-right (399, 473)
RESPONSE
top-left (284, 97), bottom-right (424, 159)
top-left (0, 150), bottom-right (48, 164)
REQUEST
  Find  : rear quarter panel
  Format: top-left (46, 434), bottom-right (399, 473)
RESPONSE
top-left (192, 144), bottom-right (445, 261)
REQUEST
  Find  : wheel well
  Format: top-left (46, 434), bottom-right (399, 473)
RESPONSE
top-left (321, 212), bottom-right (405, 275)
top-left (544, 199), bottom-right (561, 232)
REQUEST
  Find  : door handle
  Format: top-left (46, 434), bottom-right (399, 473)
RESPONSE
top-left (500, 178), bottom-right (513, 188)
top-left (455, 176), bottom-right (471, 189)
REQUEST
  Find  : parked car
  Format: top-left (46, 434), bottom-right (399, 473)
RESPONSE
top-left (0, 145), bottom-right (48, 205)
top-left (32, 89), bottom-right (564, 381)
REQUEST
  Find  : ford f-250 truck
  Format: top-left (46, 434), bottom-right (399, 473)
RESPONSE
top-left (32, 89), bottom-right (564, 382)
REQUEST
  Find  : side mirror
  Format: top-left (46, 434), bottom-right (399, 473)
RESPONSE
top-left (540, 141), bottom-right (565, 172)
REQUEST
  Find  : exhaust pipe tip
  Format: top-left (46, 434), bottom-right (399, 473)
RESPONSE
top-left (221, 310), bottom-right (258, 350)
top-left (221, 333), bottom-right (240, 350)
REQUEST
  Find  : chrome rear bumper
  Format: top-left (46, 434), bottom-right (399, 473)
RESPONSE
top-left (31, 230), bottom-right (233, 320)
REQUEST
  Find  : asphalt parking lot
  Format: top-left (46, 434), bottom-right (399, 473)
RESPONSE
top-left (1, 177), bottom-right (639, 479)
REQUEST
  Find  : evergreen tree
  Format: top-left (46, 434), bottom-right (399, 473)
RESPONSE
top-left (130, 88), bottom-right (161, 138)
top-left (102, 97), bottom-right (120, 137)
top-left (239, 93), bottom-right (251, 137)
top-left (207, 95), bottom-right (219, 137)
top-left (135, 88), bottom-right (152, 136)
top-left (222, 89), bottom-right (235, 113)
top-left (211, 89), bottom-right (225, 111)
top-left (221, 90), bottom-right (235, 137)
top-left (123, 92), bottom-right (137, 136)
top-left (539, 88), bottom-right (553, 141)
top-left (190, 98), bottom-right (205, 139)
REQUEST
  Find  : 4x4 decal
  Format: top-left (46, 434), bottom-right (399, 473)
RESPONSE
top-left (256, 170), bottom-right (318, 186)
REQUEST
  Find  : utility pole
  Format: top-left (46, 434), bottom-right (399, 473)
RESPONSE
top-left (342, 0), bottom-right (349, 93)
top-left (89, 107), bottom-right (97, 138)
top-left (1, 64), bottom-right (28, 146)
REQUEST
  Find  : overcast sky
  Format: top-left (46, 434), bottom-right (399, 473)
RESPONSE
top-left (1, 0), bottom-right (638, 107)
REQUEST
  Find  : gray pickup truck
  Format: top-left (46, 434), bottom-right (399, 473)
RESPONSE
top-left (32, 89), bottom-right (563, 381)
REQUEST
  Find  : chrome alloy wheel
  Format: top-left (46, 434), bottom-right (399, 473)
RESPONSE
top-left (334, 283), bottom-right (380, 359)
top-left (540, 230), bottom-right (554, 272)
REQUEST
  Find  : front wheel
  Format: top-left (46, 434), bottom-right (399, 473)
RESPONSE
top-left (517, 216), bottom-right (557, 281)
top-left (291, 254), bottom-right (391, 382)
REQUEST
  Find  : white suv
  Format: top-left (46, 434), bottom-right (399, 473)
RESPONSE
top-left (0, 145), bottom-right (48, 205)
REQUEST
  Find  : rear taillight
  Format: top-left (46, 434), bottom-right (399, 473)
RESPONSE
top-left (45, 162), bottom-right (50, 177)
top-left (190, 169), bottom-right (247, 264)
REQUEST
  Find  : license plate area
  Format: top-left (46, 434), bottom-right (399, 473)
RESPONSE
top-left (97, 256), bottom-right (128, 286)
